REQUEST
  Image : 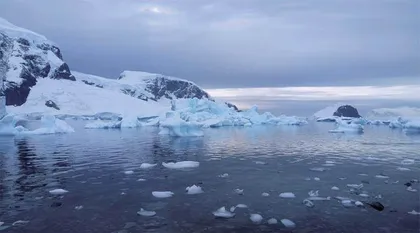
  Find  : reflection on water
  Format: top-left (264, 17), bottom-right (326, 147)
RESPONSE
top-left (0, 122), bottom-right (419, 232)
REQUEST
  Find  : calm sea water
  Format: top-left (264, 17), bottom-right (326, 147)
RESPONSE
top-left (0, 122), bottom-right (419, 233)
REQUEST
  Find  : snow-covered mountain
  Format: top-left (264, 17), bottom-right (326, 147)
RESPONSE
top-left (0, 17), bottom-right (75, 107)
top-left (0, 17), bottom-right (224, 118)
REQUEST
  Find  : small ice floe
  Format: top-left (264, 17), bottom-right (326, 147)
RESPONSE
top-left (75, 205), bottom-right (83, 210)
top-left (213, 207), bottom-right (235, 218)
top-left (310, 167), bottom-right (327, 172)
top-left (152, 191), bottom-right (174, 198)
top-left (308, 190), bottom-right (319, 197)
top-left (121, 192), bottom-right (126, 195)
top-left (255, 161), bottom-right (267, 165)
top-left (267, 218), bottom-right (278, 225)
top-left (306, 196), bottom-right (331, 201)
top-left (339, 177), bottom-right (347, 180)
top-left (250, 214), bottom-right (263, 224)
top-left (375, 194), bottom-right (382, 199)
top-left (229, 204), bottom-right (248, 212)
top-left (408, 210), bottom-right (420, 215)
top-left (406, 187), bottom-right (417, 192)
top-left (124, 170), bottom-right (134, 175)
top-left (137, 208), bottom-right (156, 217)
top-left (359, 174), bottom-right (368, 176)
top-left (234, 189), bottom-right (244, 195)
top-left (304, 177), bottom-right (311, 181)
top-left (325, 161), bottom-right (335, 164)
top-left (162, 161), bottom-right (199, 169)
top-left (359, 193), bottom-right (369, 197)
top-left (186, 185), bottom-right (204, 195)
top-left (331, 186), bottom-right (340, 191)
top-left (208, 157), bottom-right (222, 161)
top-left (137, 178), bottom-right (146, 182)
top-left (401, 159), bottom-right (415, 165)
top-left (314, 177), bottom-right (321, 181)
top-left (219, 173), bottom-right (229, 178)
top-left (262, 192), bottom-right (270, 197)
top-left (392, 180), bottom-right (399, 184)
top-left (140, 163), bottom-right (157, 169)
top-left (341, 200), bottom-right (353, 207)
top-left (347, 184), bottom-right (363, 189)
top-left (397, 167), bottom-right (411, 171)
top-left (355, 201), bottom-right (364, 207)
top-left (323, 163), bottom-right (335, 167)
top-left (49, 189), bottom-right (69, 195)
top-left (303, 199), bottom-right (314, 208)
top-left (281, 219), bottom-right (296, 228)
top-left (375, 175), bottom-right (389, 179)
top-left (12, 220), bottom-right (29, 226)
top-left (279, 192), bottom-right (296, 198)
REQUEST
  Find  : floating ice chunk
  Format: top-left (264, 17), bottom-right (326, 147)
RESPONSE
top-left (355, 201), bottom-right (364, 207)
top-left (124, 170), bottom-right (134, 175)
top-left (339, 177), bottom-right (347, 180)
top-left (236, 204), bottom-right (248, 208)
top-left (314, 177), bottom-right (321, 181)
top-left (359, 174), bottom-right (368, 176)
top-left (375, 175), bottom-right (389, 179)
top-left (347, 184), bottom-right (363, 189)
top-left (140, 163), bottom-right (157, 169)
top-left (137, 178), bottom-right (146, 182)
top-left (213, 207), bottom-right (235, 218)
top-left (329, 119), bottom-right (364, 134)
top-left (152, 191), bottom-right (174, 198)
top-left (186, 185), bottom-right (203, 195)
top-left (159, 112), bottom-right (204, 137)
top-left (121, 192), bottom-right (126, 195)
top-left (137, 208), bottom-right (156, 217)
top-left (219, 173), bottom-right (229, 178)
top-left (49, 189), bottom-right (69, 195)
top-left (75, 205), bottom-right (83, 210)
top-left (279, 192), bottom-right (296, 198)
top-left (306, 196), bottom-right (331, 201)
top-left (303, 199), bottom-right (314, 208)
top-left (250, 214), bottom-right (263, 224)
top-left (359, 194), bottom-right (369, 197)
top-left (281, 219), bottom-right (296, 228)
top-left (310, 167), bottom-right (327, 172)
top-left (397, 167), bottom-right (411, 171)
top-left (408, 210), bottom-right (420, 215)
top-left (234, 189), bottom-right (244, 195)
top-left (401, 159), bottom-right (415, 165)
top-left (407, 187), bottom-right (417, 192)
top-left (85, 120), bottom-right (121, 129)
top-left (120, 115), bottom-right (139, 128)
top-left (341, 200), bottom-right (353, 207)
top-left (267, 218), bottom-right (278, 225)
top-left (255, 161), bottom-right (267, 165)
top-left (331, 186), bottom-right (340, 191)
top-left (12, 220), bottom-right (29, 226)
top-left (375, 194), bottom-right (382, 199)
top-left (262, 192), bottom-right (270, 197)
top-left (162, 161), bottom-right (199, 169)
top-left (308, 190), bottom-right (319, 197)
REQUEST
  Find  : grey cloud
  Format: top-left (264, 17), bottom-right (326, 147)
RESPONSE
top-left (0, 0), bottom-right (419, 88)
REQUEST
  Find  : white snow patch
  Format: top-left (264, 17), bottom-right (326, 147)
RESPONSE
top-left (162, 161), bottom-right (199, 169)
top-left (152, 191), bottom-right (174, 198)
top-left (279, 192), bottom-right (296, 198)
top-left (186, 185), bottom-right (203, 195)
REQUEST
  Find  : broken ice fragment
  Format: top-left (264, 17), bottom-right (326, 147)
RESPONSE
top-left (250, 214), bottom-right (263, 224)
top-left (234, 189), bottom-right (244, 195)
top-left (219, 173), bottom-right (229, 178)
top-left (213, 207), bottom-right (235, 218)
top-left (139, 163), bottom-right (157, 169)
top-left (375, 175), bottom-right (389, 179)
top-left (186, 185), bottom-right (204, 195)
top-left (137, 208), bottom-right (156, 217)
top-left (152, 191), bottom-right (174, 198)
top-left (281, 219), bottom-right (296, 228)
top-left (303, 199), bottom-right (314, 208)
top-left (308, 190), bottom-right (319, 197)
top-left (49, 189), bottom-right (69, 195)
top-left (331, 186), bottom-right (340, 191)
top-left (262, 192), bottom-right (270, 197)
top-left (124, 171), bottom-right (134, 175)
top-left (407, 187), bottom-right (417, 192)
top-left (279, 192), bottom-right (296, 198)
top-left (162, 161), bottom-right (199, 169)
top-left (267, 218), bottom-right (278, 224)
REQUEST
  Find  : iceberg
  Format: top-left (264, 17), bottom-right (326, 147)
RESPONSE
top-left (279, 192), bottom-right (296, 198)
top-left (212, 207), bottom-right (235, 218)
top-left (0, 114), bottom-right (74, 135)
top-left (281, 219), bottom-right (296, 228)
top-left (250, 214), bottom-right (263, 224)
top-left (329, 119), bottom-right (363, 133)
top-left (137, 208), bottom-right (156, 217)
top-left (159, 111), bottom-right (204, 137)
top-left (162, 161), bottom-right (199, 169)
top-left (85, 120), bottom-right (121, 129)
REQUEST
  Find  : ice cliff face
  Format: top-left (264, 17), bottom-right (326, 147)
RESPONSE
top-left (0, 17), bottom-right (75, 107)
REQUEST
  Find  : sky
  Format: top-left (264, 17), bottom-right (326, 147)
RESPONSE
top-left (0, 0), bottom-right (419, 114)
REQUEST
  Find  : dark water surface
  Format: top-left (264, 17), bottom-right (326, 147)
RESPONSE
top-left (0, 122), bottom-right (419, 233)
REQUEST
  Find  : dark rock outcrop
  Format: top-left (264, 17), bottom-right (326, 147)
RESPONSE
top-left (45, 100), bottom-right (60, 110)
top-left (333, 105), bottom-right (361, 118)
top-left (1, 25), bottom-right (76, 107)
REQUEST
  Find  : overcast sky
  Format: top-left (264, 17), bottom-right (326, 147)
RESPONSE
top-left (0, 0), bottom-right (419, 89)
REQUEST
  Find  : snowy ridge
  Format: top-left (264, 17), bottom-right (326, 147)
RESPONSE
top-left (0, 17), bottom-right (48, 43)
top-left (313, 103), bottom-right (345, 121)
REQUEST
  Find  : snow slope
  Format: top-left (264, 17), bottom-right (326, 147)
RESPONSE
top-left (313, 103), bottom-right (344, 121)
